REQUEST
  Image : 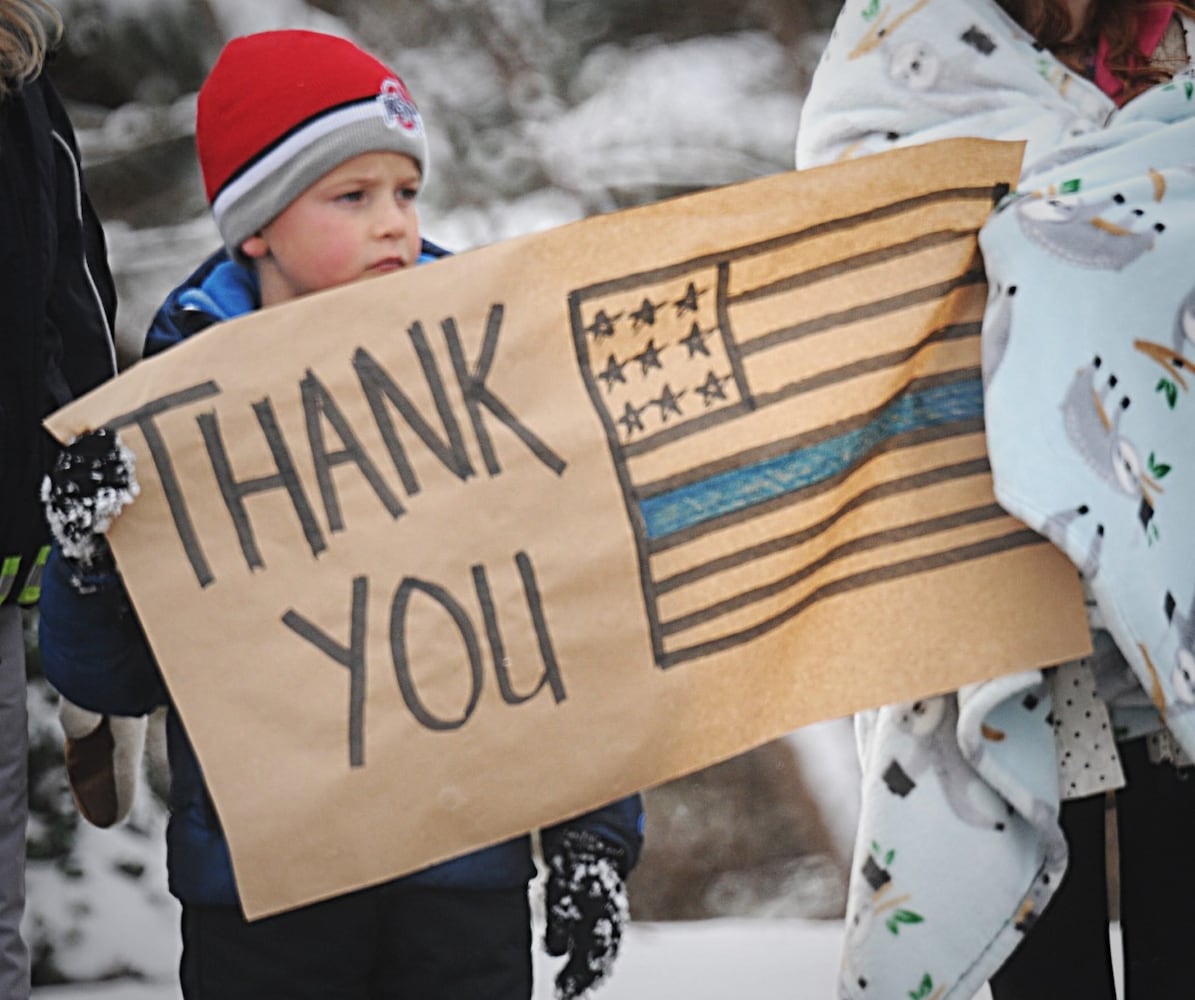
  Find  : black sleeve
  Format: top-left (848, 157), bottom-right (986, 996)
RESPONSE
top-left (0, 76), bottom-right (58, 569)
top-left (541, 793), bottom-right (646, 872)
top-left (0, 74), bottom-right (117, 594)
top-left (40, 75), bottom-right (118, 402)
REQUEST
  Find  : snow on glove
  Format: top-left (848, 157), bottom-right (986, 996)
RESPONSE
top-left (544, 828), bottom-right (630, 1000)
top-left (41, 428), bottom-right (139, 572)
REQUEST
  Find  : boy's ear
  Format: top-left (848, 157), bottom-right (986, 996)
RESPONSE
top-left (239, 234), bottom-right (269, 260)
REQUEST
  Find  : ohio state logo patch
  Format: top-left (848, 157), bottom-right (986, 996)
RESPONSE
top-left (377, 78), bottom-right (422, 134)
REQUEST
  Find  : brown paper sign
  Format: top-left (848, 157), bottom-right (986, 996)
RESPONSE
top-left (47, 137), bottom-right (1090, 919)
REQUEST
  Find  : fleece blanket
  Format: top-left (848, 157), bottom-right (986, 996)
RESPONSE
top-left (798, 2), bottom-right (1195, 996)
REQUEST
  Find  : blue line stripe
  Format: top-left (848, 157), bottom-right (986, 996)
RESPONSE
top-left (639, 379), bottom-right (983, 541)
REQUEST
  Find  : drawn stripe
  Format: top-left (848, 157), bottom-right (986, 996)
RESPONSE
top-left (727, 230), bottom-right (983, 348)
top-left (715, 260), bottom-right (753, 412)
top-left (733, 271), bottom-right (986, 375)
top-left (748, 321), bottom-right (980, 403)
top-left (659, 503), bottom-right (1011, 636)
top-left (728, 229), bottom-right (976, 305)
top-left (636, 368), bottom-right (979, 499)
top-left (646, 432), bottom-right (989, 574)
top-left (639, 378), bottom-right (983, 540)
top-left (723, 200), bottom-right (994, 305)
top-left (570, 185), bottom-right (1001, 302)
top-left (646, 418), bottom-right (986, 554)
top-left (660, 514), bottom-right (1028, 649)
top-left (656, 529), bottom-right (1046, 667)
top-left (621, 315), bottom-right (980, 462)
top-left (652, 456), bottom-right (993, 594)
top-left (738, 269), bottom-right (986, 358)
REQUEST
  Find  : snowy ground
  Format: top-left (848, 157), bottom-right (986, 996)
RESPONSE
top-left (24, 677), bottom-right (1121, 1000)
top-left (28, 919), bottom-right (1126, 1000)
top-left (29, 918), bottom-right (843, 1000)
top-left (28, 804), bottom-right (850, 998)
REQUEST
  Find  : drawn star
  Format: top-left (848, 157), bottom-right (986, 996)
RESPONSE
top-left (630, 297), bottom-right (662, 330)
top-left (695, 370), bottom-right (732, 407)
top-left (674, 282), bottom-right (704, 316)
top-left (633, 339), bottom-right (664, 375)
top-left (585, 309), bottom-right (622, 341)
top-left (651, 384), bottom-right (686, 422)
top-left (595, 353), bottom-right (628, 393)
top-left (618, 401), bottom-right (646, 438)
top-left (680, 322), bottom-right (711, 358)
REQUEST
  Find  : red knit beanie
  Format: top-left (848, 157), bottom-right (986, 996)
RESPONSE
top-left (196, 30), bottom-right (428, 256)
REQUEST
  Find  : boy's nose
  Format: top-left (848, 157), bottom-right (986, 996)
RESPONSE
top-left (373, 200), bottom-right (408, 237)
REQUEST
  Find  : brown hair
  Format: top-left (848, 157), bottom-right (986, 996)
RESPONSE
top-left (0, 0), bottom-right (62, 98)
top-left (997, 0), bottom-right (1191, 100)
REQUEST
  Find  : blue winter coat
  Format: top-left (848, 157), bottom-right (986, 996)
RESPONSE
top-left (39, 244), bottom-right (644, 907)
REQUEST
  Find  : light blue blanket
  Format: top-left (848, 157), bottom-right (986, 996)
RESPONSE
top-left (799, 1), bottom-right (1195, 996)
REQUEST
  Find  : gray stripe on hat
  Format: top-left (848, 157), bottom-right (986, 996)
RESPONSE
top-left (216, 111), bottom-right (428, 257)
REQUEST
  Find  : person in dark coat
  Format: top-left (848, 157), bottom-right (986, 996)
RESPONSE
top-left (0, 1), bottom-right (118, 996)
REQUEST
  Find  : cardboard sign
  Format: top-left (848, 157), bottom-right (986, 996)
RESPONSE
top-left (47, 137), bottom-right (1090, 919)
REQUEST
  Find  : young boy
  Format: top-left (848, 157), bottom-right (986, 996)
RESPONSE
top-left (38, 30), bottom-right (643, 1000)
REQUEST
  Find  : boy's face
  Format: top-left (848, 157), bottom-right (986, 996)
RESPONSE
top-left (241, 151), bottom-right (422, 307)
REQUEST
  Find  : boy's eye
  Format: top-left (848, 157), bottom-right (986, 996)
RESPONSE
top-left (336, 190), bottom-right (365, 204)
top-left (398, 186), bottom-right (419, 202)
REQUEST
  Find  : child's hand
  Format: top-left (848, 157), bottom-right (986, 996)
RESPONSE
top-left (42, 427), bottom-right (139, 574)
top-left (544, 828), bottom-right (630, 1000)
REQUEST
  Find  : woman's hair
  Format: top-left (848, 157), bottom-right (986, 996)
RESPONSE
top-left (0, 0), bottom-right (62, 98)
top-left (997, 0), bottom-right (1191, 99)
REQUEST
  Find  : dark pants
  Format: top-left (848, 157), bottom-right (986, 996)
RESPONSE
top-left (990, 736), bottom-right (1195, 999)
top-left (181, 883), bottom-right (532, 1000)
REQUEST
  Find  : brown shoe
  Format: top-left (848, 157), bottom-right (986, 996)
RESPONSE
top-left (58, 698), bottom-right (142, 828)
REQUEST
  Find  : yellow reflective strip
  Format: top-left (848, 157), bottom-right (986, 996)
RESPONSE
top-left (17, 546), bottom-right (51, 606)
top-left (0, 556), bottom-right (20, 604)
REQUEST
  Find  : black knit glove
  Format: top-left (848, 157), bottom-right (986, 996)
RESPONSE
top-left (544, 829), bottom-right (630, 1000)
top-left (41, 428), bottom-right (139, 582)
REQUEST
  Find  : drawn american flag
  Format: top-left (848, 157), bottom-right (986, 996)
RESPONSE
top-left (569, 183), bottom-right (1043, 669)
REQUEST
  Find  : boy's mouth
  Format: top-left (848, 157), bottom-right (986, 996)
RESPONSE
top-left (368, 257), bottom-right (406, 274)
